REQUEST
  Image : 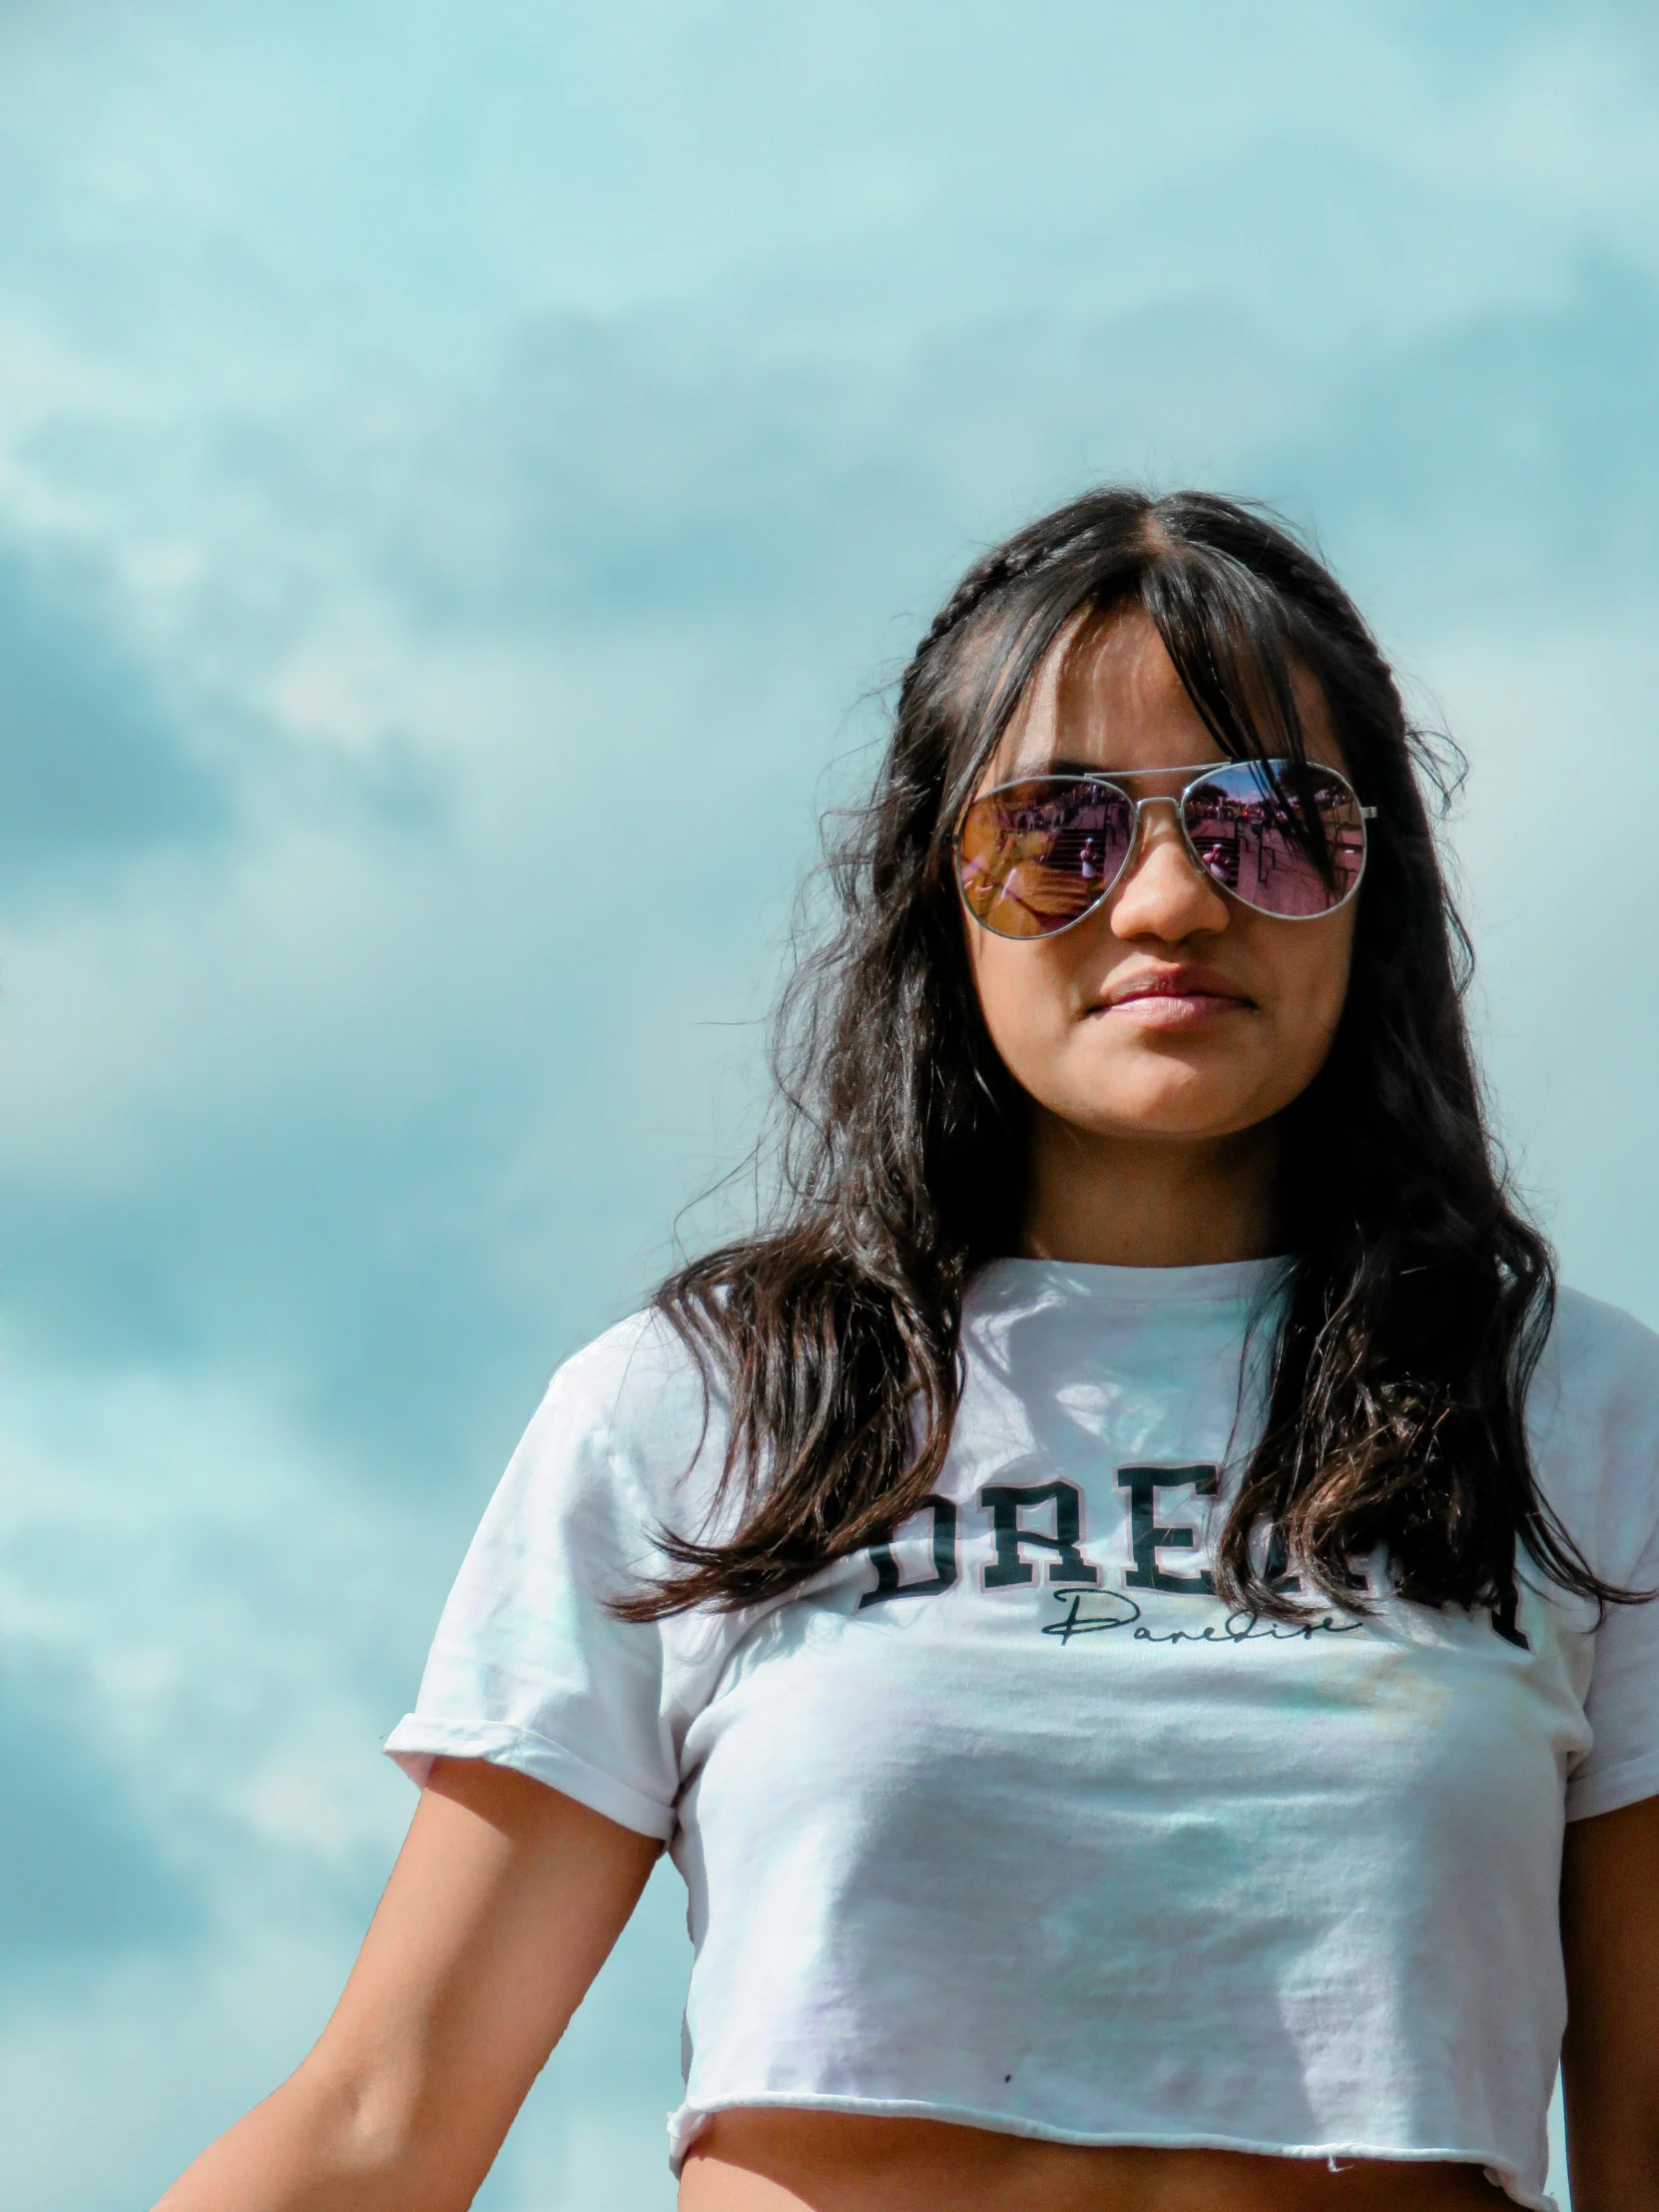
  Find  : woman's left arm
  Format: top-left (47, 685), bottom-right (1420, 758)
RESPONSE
top-left (1560, 1793), bottom-right (1659, 2211)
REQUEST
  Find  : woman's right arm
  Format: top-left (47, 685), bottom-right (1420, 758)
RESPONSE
top-left (154, 1756), bottom-right (663, 2212)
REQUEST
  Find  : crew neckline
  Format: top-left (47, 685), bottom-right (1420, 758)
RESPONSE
top-left (969, 1253), bottom-right (1293, 1310)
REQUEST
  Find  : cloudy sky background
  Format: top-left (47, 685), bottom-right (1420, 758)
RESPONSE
top-left (5, 2), bottom-right (1658, 2203)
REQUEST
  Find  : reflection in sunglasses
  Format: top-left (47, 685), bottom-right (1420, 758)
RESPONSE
top-left (956, 762), bottom-right (1368, 937)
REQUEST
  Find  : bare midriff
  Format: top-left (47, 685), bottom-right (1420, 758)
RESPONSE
top-left (679, 2110), bottom-right (1513, 2211)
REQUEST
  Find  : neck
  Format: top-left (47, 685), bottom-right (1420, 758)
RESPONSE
top-left (1020, 1113), bottom-right (1283, 1269)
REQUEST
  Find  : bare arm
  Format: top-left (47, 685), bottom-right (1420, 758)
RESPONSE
top-left (1560, 1792), bottom-right (1659, 2212)
top-left (154, 1757), bottom-right (662, 2212)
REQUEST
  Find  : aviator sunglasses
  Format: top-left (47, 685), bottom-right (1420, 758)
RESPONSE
top-left (954, 758), bottom-right (1375, 940)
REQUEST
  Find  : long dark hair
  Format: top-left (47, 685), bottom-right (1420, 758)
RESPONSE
top-left (619, 486), bottom-right (1629, 1631)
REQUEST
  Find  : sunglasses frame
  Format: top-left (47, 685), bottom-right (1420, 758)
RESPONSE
top-left (953, 757), bottom-right (1378, 940)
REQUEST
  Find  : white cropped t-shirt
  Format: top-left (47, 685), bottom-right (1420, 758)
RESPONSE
top-left (384, 1260), bottom-right (1659, 2211)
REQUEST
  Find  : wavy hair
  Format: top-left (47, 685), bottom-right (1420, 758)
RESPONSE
top-left (618, 486), bottom-right (1631, 1632)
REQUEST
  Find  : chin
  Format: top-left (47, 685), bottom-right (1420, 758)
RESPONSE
top-left (1074, 1079), bottom-right (1266, 1142)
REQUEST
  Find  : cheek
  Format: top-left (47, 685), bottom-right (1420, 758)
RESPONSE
top-left (967, 930), bottom-right (1077, 1072)
top-left (1261, 915), bottom-right (1356, 1060)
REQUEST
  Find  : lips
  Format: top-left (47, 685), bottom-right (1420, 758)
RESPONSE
top-left (1093, 966), bottom-right (1257, 1025)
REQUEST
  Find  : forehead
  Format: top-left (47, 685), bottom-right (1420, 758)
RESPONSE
top-left (990, 606), bottom-right (1338, 776)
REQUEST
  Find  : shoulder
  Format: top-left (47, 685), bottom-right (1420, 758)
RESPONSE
top-left (520, 1305), bottom-right (729, 1526)
top-left (1535, 1286), bottom-right (1659, 1436)
top-left (1530, 1286), bottom-right (1659, 1579)
top-left (549, 1304), bottom-right (720, 1430)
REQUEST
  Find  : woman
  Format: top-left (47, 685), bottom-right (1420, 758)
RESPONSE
top-left (157, 489), bottom-right (1659, 2212)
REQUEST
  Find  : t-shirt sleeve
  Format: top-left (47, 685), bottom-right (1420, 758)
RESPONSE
top-left (1550, 1293), bottom-right (1659, 1823)
top-left (1566, 1495), bottom-right (1659, 1823)
top-left (382, 1323), bottom-right (730, 1841)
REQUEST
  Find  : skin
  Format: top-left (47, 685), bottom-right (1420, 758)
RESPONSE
top-left (155, 613), bottom-right (1659, 2212)
top-left (961, 608), bottom-right (1355, 1271)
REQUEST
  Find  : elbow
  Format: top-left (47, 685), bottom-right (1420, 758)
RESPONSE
top-left (288, 2054), bottom-right (464, 2212)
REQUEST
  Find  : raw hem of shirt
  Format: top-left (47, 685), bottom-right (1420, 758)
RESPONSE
top-left (1565, 1746), bottom-right (1659, 1822)
top-left (380, 1717), bottom-right (675, 1840)
top-left (664, 2097), bottom-right (1552, 2210)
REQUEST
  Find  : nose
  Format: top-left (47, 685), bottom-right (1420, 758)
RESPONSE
top-left (1108, 798), bottom-right (1230, 942)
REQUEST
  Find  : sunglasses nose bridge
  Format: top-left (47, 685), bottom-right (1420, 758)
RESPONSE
top-left (1124, 790), bottom-right (1189, 860)
top-left (1110, 789), bottom-right (1227, 910)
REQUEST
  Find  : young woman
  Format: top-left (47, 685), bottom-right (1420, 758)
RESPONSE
top-left (158, 490), bottom-right (1659, 2212)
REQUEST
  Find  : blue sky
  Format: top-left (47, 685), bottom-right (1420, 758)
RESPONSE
top-left (4, 3), bottom-right (1658, 2203)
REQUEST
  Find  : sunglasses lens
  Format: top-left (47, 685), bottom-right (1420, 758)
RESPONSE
top-left (1182, 761), bottom-right (1366, 917)
top-left (956, 778), bottom-right (1134, 938)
